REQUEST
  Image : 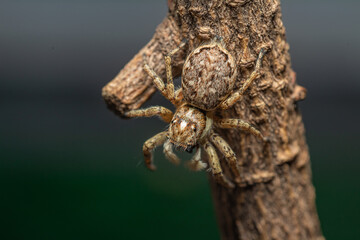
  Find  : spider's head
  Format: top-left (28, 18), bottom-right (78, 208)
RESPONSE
top-left (168, 105), bottom-right (206, 153)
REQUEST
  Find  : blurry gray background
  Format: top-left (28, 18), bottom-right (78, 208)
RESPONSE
top-left (1, 0), bottom-right (359, 239)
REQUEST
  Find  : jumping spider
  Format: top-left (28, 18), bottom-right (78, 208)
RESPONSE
top-left (125, 38), bottom-right (266, 188)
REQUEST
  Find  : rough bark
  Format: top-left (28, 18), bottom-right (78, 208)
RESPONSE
top-left (102, 0), bottom-right (324, 239)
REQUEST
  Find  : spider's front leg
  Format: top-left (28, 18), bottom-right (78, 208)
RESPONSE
top-left (220, 48), bottom-right (266, 110)
top-left (143, 40), bottom-right (186, 106)
top-left (125, 106), bottom-right (173, 123)
top-left (203, 140), bottom-right (235, 189)
top-left (215, 118), bottom-right (265, 141)
top-left (143, 59), bottom-right (173, 104)
top-left (209, 131), bottom-right (242, 184)
top-left (164, 40), bottom-right (187, 103)
top-left (143, 131), bottom-right (168, 171)
top-left (125, 107), bottom-right (177, 170)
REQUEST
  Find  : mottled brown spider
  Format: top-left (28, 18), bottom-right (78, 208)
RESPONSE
top-left (125, 38), bottom-right (266, 188)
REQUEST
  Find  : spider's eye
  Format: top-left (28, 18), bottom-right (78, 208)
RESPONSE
top-left (192, 126), bottom-right (196, 132)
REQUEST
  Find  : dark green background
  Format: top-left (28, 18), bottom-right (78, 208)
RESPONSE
top-left (1, 1), bottom-right (359, 239)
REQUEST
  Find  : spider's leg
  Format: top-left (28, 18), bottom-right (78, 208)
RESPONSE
top-left (203, 140), bottom-right (235, 188)
top-left (163, 139), bottom-right (181, 165)
top-left (215, 118), bottom-right (265, 141)
top-left (143, 57), bottom-right (171, 102)
top-left (187, 147), bottom-right (207, 171)
top-left (209, 131), bottom-right (242, 184)
top-left (125, 106), bottom-right (173, 123)
top-left (220, 48), bottom-right (266, 110)
top-left (174, 88), bottom-right (184, 106)
top-left (165, 40), bottom-right (187, 103)
top-left (143, 131), bottom-right (167, 171)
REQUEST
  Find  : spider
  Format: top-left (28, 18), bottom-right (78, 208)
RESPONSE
top-left (125, 38), bottom-right (266, 188)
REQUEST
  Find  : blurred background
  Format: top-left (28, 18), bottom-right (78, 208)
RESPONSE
top-left (1, 0), bottom-right (359, 239)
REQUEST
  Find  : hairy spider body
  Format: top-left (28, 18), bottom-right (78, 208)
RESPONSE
top-left (168, 104), bottom-right (206, 152)
top-left (125, 39), bottom-right (266, 188)
top-left (182, 43), bottom-right (237, 110)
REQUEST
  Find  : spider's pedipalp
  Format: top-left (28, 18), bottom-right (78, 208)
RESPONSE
top-left (143, 131), bottom-right (168, 171)
top-left (187, 147), bottom-right (207, 171)
top-left (203, 140), bottom-right (234, 188)
top-left (163, 139), bottom-right (181, 165)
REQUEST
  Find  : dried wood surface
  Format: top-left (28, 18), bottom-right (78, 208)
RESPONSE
top-left (102, 0), bottom-right (324, 239)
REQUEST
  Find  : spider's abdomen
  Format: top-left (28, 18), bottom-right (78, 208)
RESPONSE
top-left (182, 43), bottom-right (237, 111)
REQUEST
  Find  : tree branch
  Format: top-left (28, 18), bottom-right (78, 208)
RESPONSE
top-left (102, 0), bottom-right (324, 239)
top-left (102, 14), bottom-right (186, 115)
